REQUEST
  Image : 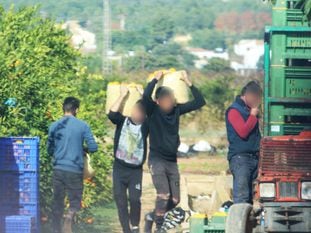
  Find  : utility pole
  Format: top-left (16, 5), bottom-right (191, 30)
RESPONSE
top-left (103, 0), bottom-right (112, 75)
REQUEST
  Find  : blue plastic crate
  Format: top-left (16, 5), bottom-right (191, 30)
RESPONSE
top-left (0, 137), bottom-right (39, 172)
top-left (0, 172), bottom-right (39, 204)
top-left (0, 204), bottom-right (40, 233)
top-left (19, 204), bottom-right (40, 217)
top-left (0, 215), bottom-right (4, 233)
top-left (5, 215), bottom-right (35, 233)
top-left (0, 204), bottom-right (39, 219)
top-left (0, 137), bottom-right (40, 147)
top-left (19, 204), bottom-right (40, 233)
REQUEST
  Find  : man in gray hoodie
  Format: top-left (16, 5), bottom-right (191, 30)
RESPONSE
top-left (47, 97), bottom-right (98, 233)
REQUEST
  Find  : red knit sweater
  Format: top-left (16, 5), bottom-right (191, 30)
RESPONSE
top-left (227, 108), bottom-right (258, 139)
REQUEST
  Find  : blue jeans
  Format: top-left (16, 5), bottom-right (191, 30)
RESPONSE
top-left (229, 154), bottom-right (258, 204)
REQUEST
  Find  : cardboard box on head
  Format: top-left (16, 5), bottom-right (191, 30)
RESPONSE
top-left (106, 82), bottom-right (143, 117)
top-left (148, 69), bottom-right (190, 104)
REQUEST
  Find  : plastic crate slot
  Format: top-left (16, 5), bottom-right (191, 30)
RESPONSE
top-left (0, 137), bottom-right (40, 233)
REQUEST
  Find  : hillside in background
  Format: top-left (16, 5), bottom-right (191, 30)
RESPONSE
top-left (3, 0), bottom-right (271, 72)
top-left (4, 0), bottom-right (271, 43)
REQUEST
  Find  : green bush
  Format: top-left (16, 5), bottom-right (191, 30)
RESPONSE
top-left (0, 6), bottom-right (112, 220)
top-left (200, 76), bottom-right (236, 120)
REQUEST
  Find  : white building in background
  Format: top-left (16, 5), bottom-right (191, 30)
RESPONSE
top-left (231, 40), bottom-right (264, 74)
top-left (62, 21), bottom-right (97, 54)
top-left (186, 47), bottom-right (229, 69)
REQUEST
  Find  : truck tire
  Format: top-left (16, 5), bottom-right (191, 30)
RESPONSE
top-left (225, 203), bottom-right (254, 233)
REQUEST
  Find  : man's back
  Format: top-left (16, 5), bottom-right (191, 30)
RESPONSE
top-left (48, 115), bottom-right (98, 173)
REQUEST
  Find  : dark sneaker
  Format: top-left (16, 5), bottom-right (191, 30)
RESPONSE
top-left (161, 207), bottom-right (185, 231)
top-left (144, 212), bottom-right (154, 233)
top-left (131, 226), bottom-right (140, 233)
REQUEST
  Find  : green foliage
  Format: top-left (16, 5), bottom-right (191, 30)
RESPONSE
top-left (123, 43), bottom-right (195, 72)
top-left (203, 58), bottom-right (233, 73)
top-left (181, 73), bottom-right (238, 135)
top-left (82, 55), bottom-right (103, 74)
top-left (200, 76), bottom-right (236, 119)
top-left (0, 6), bottom-right (112, 219)
top-left (77, 74), bottom-right (113, 206)
top-left (301, 0), bottom-right (311, 21)
top-left (149, 17), bottom-right (175, 45)
top-left (191, 29), bottom-right (226, 50)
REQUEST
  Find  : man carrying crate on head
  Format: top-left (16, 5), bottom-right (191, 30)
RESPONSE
top-left (143, 71), bottom-right (206, 233)
top-left (108, 85), bottom-right (149, 233)
top-left (47, 97), bottom-right (98, 233)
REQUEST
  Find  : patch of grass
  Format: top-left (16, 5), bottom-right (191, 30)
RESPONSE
top-left (41, 202), bottom-right (120, 233)
top-left (74, 203), bottom-right (120, 233)
top-left (178, 155), bottom-right (229, 175)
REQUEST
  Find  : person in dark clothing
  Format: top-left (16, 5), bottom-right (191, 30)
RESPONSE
top-left (108, 85), bottom-right (148, 233)
top-left (143, 71), bottom-right (206, 233)
top-left (47, 97), bottom-right (98, 233)
top-left (225, 81), bottom-right (262, 204)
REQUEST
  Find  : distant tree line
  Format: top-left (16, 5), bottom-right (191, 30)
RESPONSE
top-left (4, 0), bottom-right (271, 71)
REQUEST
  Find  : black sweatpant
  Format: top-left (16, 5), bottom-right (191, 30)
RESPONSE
top-left (52, 169), bottom-right (83, 232)
top-left (113, 163), bottom-right (143, 233)
top-left (148, 156), bottom-right (180, 229)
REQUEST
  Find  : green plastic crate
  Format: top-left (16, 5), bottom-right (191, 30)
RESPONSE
top-left (189, 213), bottom-right (226, 233)
top-left (266, 100), bottom-right (311, 135)
top-left (270, 30), bottom-right (311, 65)
top-left (269, 66), bottom-right (311, 97)
top-left (207, 215), bottom-right (227, 233)
top-left (189, 214), bottom-right (208, 233)
top-left (267, 123), bottom-right (311, 135)
top-left (272, 0), bottom-right (310, 26)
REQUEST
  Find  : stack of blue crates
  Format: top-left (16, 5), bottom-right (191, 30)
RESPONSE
top-left (5, 216), bottom-right (35, 233)
top-left (0, 137), bottom-right (40, 233)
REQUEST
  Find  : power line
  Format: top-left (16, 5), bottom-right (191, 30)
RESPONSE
top-left (102, 0), bottom-right (112, 75)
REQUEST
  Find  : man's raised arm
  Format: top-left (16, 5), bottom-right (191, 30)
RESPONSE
top-left (179, 74), bottom-right (206, 115)
top-left (142, 71), bottom-right (163, 116)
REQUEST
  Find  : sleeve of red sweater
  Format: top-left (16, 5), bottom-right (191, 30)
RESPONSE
top-left (228, 108), bottom-right (258, 139)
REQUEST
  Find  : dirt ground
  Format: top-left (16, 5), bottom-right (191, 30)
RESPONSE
top-left (138, 155), bottom-right (232, 232)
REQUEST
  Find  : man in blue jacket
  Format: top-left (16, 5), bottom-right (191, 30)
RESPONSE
top-left (225, 81), bottom-right (262, 204)
top-left (47, 97), bottom-right (98, 233)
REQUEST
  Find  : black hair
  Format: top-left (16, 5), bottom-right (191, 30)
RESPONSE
top-left (155, 86), bottom-right (173, 100)
top-left (63, 97), bottom-right (80, 113)
top-left (135, 99), bottom-right (146, 115)
top-left (241, 81), bottom-right (262, 96)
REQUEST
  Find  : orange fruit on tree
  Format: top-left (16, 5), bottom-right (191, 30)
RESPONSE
top-left (86, 218), bottom-right (94, 224)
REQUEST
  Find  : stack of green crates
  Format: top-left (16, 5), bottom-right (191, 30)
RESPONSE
top-left (272, 0), bottom-right (310, 26)
top-left (264, 0), bottom-right (311, 136)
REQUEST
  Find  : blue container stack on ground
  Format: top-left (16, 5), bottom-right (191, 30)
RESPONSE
top-left (5, 216), bottom-right (35, 233)
top-left (0, 137), bottom-right (40, 233)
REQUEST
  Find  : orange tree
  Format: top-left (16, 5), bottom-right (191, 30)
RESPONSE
top-left (0, 6), bottom-right (112, 220)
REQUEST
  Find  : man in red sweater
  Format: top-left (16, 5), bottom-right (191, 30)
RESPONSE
top-left (225, 81), bottom-right (262, 204)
